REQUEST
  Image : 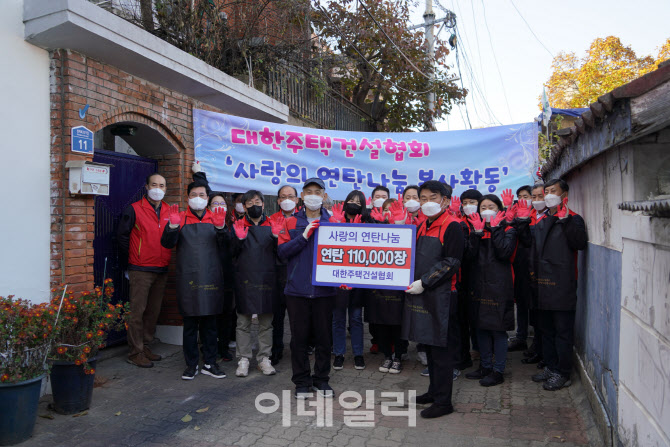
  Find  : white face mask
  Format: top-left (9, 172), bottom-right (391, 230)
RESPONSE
top-left (147, 188), bottom-right (165, 201)
top-left (521, 199), bottom-right (532, 208)
top-left (421, 200), bottom-right (443, 217)
top-left (404, 199), bottom-right (420, 213)
top-left (544, 194), bottom-right (562, 208)
top-left (480, 209), bottom-right (497, 222)
top-left (532, 201), bottom-right (546, 211)
top-left (235, 203), bottom-right (245, 213)
top-left (462, 204), bottom-right (478, 216)
top-left (373, 198), bottom-right (386, 208)
top-left (280, 199), bottom-right (296, 212)
top-left (189, 197), bottom-right (208, 211)
top-left (303, 195), bottom-right (323, 211)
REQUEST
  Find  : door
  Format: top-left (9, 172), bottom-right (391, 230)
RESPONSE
top-left (93, 149), bottom-right (158, 346)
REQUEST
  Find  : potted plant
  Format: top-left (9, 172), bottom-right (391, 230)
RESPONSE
top-left (0, 296), bottom-right (57, 445)
top-left (48, 279), bottom-right (129, 415)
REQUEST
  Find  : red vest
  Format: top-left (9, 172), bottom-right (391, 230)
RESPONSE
top-left (129, 198), bottom-right (172, 268)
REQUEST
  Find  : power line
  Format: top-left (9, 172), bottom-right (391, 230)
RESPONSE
top-left (508, 0), bottom-right (554, 58)
top-left (480, 0), bottom-right (513, 122)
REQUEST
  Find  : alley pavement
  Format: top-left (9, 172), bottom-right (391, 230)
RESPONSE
top-left (25, 324), bottom-right (604, 447)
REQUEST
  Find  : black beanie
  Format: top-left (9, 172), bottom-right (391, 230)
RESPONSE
top-left (460, 189), bottom-right (483, 201)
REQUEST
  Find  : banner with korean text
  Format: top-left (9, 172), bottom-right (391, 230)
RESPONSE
top-left (312, 223), bottom-right (416, 290)
top-left (194, 109), bottom-right (538, 201)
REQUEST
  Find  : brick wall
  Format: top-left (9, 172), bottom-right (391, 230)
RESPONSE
top-left (50, 49), bottom-right (225, 325)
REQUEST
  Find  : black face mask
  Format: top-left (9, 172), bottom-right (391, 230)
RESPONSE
top-left (344, 202), bottom-right (362, 215)
top-left (247, 205), bottom-right (263, 219)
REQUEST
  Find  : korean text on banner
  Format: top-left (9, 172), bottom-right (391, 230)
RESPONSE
top-left (312, 223), bottom-right (416, 290)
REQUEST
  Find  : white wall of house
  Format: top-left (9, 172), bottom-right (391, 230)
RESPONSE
top-left (0, 0), bottom-right (52, 303)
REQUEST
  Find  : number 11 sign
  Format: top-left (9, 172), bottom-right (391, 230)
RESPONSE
top-left (71, 126), bottom-right (94, 155)
top-left (312, 222), bottom-right (416, 290)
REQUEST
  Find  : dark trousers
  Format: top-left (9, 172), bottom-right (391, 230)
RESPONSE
top-left (539, 310), bottom-right (575, 377)
top-left (217, 308), bottom-right (235, 355)
top-left (272, 279), bottom-right (287, 356)
top-left (529, 308), bottom-right (543, 357)
top-left (183, 315), bottom-right (218, 367)
top-left (424, 293), bottom-right (459, 407)
top-left (456, 284), bottom-right (471, 365)
top-left (369, 321), bottom-right (379, 345)
top-left (286, 295), bottom-right (334, 388)
top-left (515, 299), bottom-right (529, 340)
top-left (375, 324), bottom-right (406, 359)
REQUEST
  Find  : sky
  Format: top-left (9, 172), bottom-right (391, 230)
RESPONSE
top-left (406, 0), bottom-right (670, 131)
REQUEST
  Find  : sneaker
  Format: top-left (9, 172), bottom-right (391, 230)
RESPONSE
top-left (127, 352), bottom-right (154, 368)
top-left (312, 383), bottom-right (335, 398)
top-left (420, 367), bottom-right (430, 377)
top-left (307, 346), bottom-right (315, 355)
top-left (543, 373), bottom-right (571, 391)
top-left (202, 363), bottom-right (226, 378)
top-left (219, 350), bottom-right (233, 362)
top-left (379, 358), bottom-right (393, 373)
top-left (537, 360), bottom-right (547, 369)
top-left (465, 366), bottom-right (491, 380)
top-left (236, 358), bottom-right (250, 377)
top-left (257, 357), bottom-right (276, 375)
top-left (389, 360), bottom-right (402, 374)
top-left (333, 355), bottom-right (345, 370)
top-left (420, 404), bottom-right (454, 419)
top-left (507, 337), bottom-right (528, 352)
top-left (354, 355), bottom-right (366, 370)
top-left (453, 369), bottom-right (461, 381)
top-left (143, 346), bottom-right (162, 361)
top-left (228, 341), bottom-right (236, 349)
top-left (417, 351), bottom-right (428, 366)
top-left (181, 365), bottom-right (198, 380)
top-left (370, 343), bottom-right (379, 354)
top-left (521, 354), bottom-right (542, 364)
top-left (294, 386), bottom-right (313, 399)
top-left (414, 393), bottom-right (434, 405)
top-left (480, 370), bottom-right (504, 387)
top-left (532, 367), bottom-right (553, 382)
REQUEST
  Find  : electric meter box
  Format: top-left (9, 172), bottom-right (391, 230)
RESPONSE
top-left (65, 160), bottom-right (113, 195)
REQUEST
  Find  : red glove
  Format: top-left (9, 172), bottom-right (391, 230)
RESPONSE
top-left (370, 207), bottom-right (385, 222)
top-left (389, 200), bottom-right (406, 223)
top-left (397, 193), bottom-right (403, 201)
top-left (415, 209), bottom-right (427, 227)
top-left (233, 219), bottom-right (249, 240)
top-left (505, 204), bottom-right (517, 222)
top-left (556, 197), bottom-right (569, 219)
top-left (212, 206), bottom-right (226, 228)
top-left (270, 214), bottom-right (285, 237)
top-left (449, 196), bottom-right (461, 217)
top-left (352, 214), bottom-right (362, 224)
top-left (517, 200), bottom-right (531, 219)
top-left (339, 284), bottom-right (352, 290)
top-left (330, 203), bottom-right (345, 223)
top-left (169, 204), bottom-right (181, 226)
top-left (467, 213), bottom-right (485, 232)
top-left (303, 221), bottom-right (320, 239)
top-left (501, 189), bottom-right (514, 208)
top-left (491, 211), bottom-right (506, 228)
top-left (366, 197), bottom-right (372, 207)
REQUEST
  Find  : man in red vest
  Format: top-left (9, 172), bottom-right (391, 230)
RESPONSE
top-left (117, 173), bottom-right (172, 368)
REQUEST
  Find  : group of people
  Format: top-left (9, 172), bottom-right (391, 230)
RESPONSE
top-left (117, 162), bottom-right (587, 420)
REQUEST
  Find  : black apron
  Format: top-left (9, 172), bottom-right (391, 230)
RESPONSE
top-left (401, 236), bottom-right (453, 347)
top-left (364, 289), bottom-right (404, 325)
top-left (233, 225), bottom-right (277, 315)
top-left (532, 216), bottom-right (579, 311)
top-left (175, 223), bottom-right (224, 317)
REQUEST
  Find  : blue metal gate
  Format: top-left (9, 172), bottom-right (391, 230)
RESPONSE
top-left (93, 150), bottom-right (158, 346)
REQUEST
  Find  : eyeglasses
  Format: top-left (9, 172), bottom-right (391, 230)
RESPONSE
top-left (210, 201), bottom-right (226, 206)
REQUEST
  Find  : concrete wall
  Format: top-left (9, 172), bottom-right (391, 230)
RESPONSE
top-left (561, 128), bottom-right (670, 447)
top-left (0, 0), bottom-right (51, 303)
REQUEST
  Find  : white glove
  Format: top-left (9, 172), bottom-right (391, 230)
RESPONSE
top-left (192, 161), bottom-right (202, 173)
top-left (302, 221), bottom-right (320, 240)
top-left (405, 280), bottom-right (424, 295)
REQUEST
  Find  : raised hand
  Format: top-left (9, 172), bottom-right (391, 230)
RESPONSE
top-left (233, 218), bottom-right (249, 240)
top-left (339, 284), bottom-right (352, 290)
top-left (302, 221), bottom-right (320, 240)
top-left (517, 199), bottom-right (531, 219)
top-left (415, 209), bottom-right (427, 226)
top-left (370, 207), bottom-right (385, 222)
top-left (330, 203), bottom-right (345, 223)
top-left (269, 214), bottom-right (285, 237)
top-left (491, 211), bottom-right (506, 227)
top-left (366, 197), bottom-right (372, 207)
top-left (501, 189), bottom-right (514, 208)
top-left (467, 213), bottom-right (485, 232)
top-left (389, 200), bottom-right (406, 224)
top-left (449, 196), bottom-right (461, 217)
top-left (556, 197), bottom-right (569, 219)
top-left (505, 204), bottom-right (517, 222)
top-left (192, 160), bottom-right (202, 173)
top-left (212, 206), bottom-right (226, 228)
top-left (169, 204), bottom-right (181, 226)
top-left (352, 214), bottom-right (362, 224)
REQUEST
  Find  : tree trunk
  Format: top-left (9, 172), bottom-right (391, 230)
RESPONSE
top-left (140, 0), bottom-right (154, 32)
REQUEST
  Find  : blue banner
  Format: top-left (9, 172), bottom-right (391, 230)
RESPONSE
top-left (194, 109), bottom-right (538, 201)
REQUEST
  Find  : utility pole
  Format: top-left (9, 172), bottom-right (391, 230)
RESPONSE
top-left (410, 1), bottom-right (456, 131)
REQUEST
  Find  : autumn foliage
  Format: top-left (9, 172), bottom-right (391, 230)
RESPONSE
top-left (544, 36), bottom-right (670, 109)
